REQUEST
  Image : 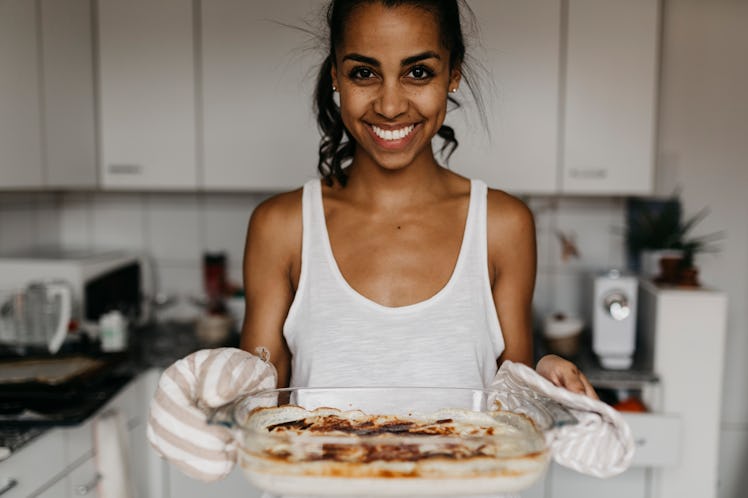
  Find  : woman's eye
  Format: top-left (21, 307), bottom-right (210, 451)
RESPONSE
top-left (408, 65), bottom-right (434, 80)
top-left (350, 67), bottom-right (375, 80)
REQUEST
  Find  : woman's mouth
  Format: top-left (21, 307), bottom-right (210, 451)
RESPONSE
top-left (367, 123), bottom-right (418, 149)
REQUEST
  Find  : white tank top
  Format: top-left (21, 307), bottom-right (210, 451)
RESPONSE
top-left (283, 178), bottom-right (504, 389)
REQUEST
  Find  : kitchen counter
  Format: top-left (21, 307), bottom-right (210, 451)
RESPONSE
top-left (0, 319), bottom-right (237, 460)
top-left (0, 368), bottom-right (162, 497)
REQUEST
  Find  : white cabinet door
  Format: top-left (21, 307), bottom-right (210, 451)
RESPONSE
top-left (0, 429), bottom-right (66, 498)
top-left (168, 466), bottom-right (263, 498)
top-left (452, 0), bottom-right (561, 194)
top-left (97, 0), bottom-right (198, 189)
top-left (40, 0), bottom-right (97, 188)
top-left (0, 0), bottom-right (43, 188)
top-left (35, 476), bottom-right (69, 498)
top-left (200, 0), bottom-right (322, 191)
top-left (561, 0), bottom-right (659, 195)
top-left (550, 465), bottom-right (649, 498)
top-left (65, 457), bottom-right (99, 498)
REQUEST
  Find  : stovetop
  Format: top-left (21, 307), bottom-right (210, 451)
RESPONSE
top-left (0, 372), bottom-right (133, 426)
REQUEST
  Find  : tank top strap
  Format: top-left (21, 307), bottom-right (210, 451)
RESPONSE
top-left (459, 179), bottom-right (488, 278)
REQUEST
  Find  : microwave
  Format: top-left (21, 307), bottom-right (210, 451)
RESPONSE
top-left (0, 248), bottom-right (142, 325)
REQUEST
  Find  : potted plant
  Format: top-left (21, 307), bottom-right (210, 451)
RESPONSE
top-left (625, 194), bottom-right (722, 286)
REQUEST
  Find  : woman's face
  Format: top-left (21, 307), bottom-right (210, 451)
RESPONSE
top-left (331, 3), bottom-right (461, 172)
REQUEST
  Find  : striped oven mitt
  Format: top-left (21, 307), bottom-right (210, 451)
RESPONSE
top-left (147, 347), bottom-right (277, 481)
top-left (489, 360), bottom-right (635, 478)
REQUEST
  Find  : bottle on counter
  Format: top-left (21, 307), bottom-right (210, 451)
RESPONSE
top-left (99, 310), bottom-right (128, 352)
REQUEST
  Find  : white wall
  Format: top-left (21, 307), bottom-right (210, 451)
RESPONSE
top-left (655, 0), bottom-right (748, 496)
top-left (0, 193), bottom-right (59, 255)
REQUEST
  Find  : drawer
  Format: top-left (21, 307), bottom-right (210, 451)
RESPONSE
top-left (0, 430), bottom-right (66, 498)
top-left (67, 456), bottom-right (100, 497)
top-left (66, 419), bottom-right (95, 465)
top-left (622, 412), bottom-right (681, 467)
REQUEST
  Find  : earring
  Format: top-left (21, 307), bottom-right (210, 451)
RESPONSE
top-left (332, 85), bottom-right (337, 92)
top-left (450, 88), bottom-right (457, 93)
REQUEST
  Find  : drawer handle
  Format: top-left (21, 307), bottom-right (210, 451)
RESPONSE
top-left (76, 473), bottom-right (101, 495)
top-left (0, 478), bottom-right (18, 496)
top-left (568, 167), bottom-right (608, 179)
top-left (108, 164), bottom-right (143, 175)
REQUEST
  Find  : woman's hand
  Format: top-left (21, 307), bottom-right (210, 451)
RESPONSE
top-left (536, 354), bottom-right (598, 399)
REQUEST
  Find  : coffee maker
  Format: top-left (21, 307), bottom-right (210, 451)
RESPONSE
top-left (591, 270), bottom-right (638, 369)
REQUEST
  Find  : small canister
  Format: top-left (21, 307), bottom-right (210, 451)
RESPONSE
top-left (99, 310), bottom-right (128, 352)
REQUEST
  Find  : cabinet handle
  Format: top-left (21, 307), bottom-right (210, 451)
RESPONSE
top-left (0, 478), bottom-right (18, 496)
top-left (75, 473), bottom-right (101, 495)
top-left (108, 164), bottom-right (143, 175)
top-left (568, 167), bottom-right (608, 180)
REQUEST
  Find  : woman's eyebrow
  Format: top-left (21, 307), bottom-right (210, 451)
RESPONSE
top-left (342, 51), bottom-right (441, 67)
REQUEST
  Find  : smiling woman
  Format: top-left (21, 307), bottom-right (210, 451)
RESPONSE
top-left (239, 0), bottom-right (596, 398)
top-left (148, 0), bottom-right (599, 495)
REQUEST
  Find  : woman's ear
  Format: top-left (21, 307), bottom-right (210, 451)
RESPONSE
top-left (449, 67), bottom-right (462, 93)
top-left (331, 64), bottom-right (339, 91)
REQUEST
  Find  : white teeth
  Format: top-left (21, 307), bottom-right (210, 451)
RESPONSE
top-left (372, 124), bottom-right (415, 141)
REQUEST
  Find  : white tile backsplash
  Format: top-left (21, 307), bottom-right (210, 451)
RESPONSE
top-left (200, 193), bottom-right (263, 274)
top-left (91, 192), bottom-right (147, 251)
top-left (145, 193), bottom-right (202, 263)
top-left (58, 192), bottom-right (93, 249)
top-left (34, 194), bottom-right (60, 247)
top-left (553, 196), bottom-right (627, 271)
top-left (152, 261), bottom-right (204, 320)
top-left (0, 204), bottom-right (37, 253)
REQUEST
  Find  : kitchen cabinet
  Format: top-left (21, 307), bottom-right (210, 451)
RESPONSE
top-left (455, 0), bottom-right (659, 196)
top-left (561, 0), bottom-right (659, 194)
top-left (97, 0), bottom-right (198, 190)
top-left (200, 0), bottom-right (322, 191)
top-left (0, 0), bottom-right (97, 190)
top-left (638, 281), bottom-right (728, 498)
top-left (168, 467), bottom-right (263, 498)
top-left (0, 0), bottom-right (44, 188)
top-left (453, 0), bottom-right (562, 195)
top-left (0, 429), bottom-right (67, 498)
top-left (63, 457), bottom-right (99, 498)
top-left (39, 0), bottom-right (98, 189)
top-left (35, 476), bottom-right (69, 498)
top-left (0, 370), bottom-right (161, 498)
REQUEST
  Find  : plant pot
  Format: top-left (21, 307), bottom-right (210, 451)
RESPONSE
top-left (640, 249), bottom-right (683, 279)
top-left (678, 266), bottom-right (700, 288)
top-left (656, 255), bottom-right (683, 285)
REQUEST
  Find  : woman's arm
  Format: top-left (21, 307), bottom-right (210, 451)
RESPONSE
top-left (239, 190), bottom-right (302, 388)
top-left (487, 189), bottom-right (596, 398)
top-left (486, 189), bottom-right (536, 367)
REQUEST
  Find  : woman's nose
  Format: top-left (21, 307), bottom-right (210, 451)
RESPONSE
top-left (374, 81), bottom-right (408, 119)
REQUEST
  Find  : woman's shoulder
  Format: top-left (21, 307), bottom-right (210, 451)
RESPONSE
top-left (485, 186), bottom-right (535, 239)
top-left (247, 186), bottom-right (304, 252)
top-left (251, 187), bottom-right (304, 224)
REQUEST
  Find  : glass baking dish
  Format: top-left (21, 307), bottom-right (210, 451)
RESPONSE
top-left (213, 387), bottom-right (567, 496)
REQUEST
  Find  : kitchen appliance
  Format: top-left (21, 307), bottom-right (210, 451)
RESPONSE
top-left (0, 281), bottom-right (72, 354)
top-left (0, 248), bottom-right (141, 331)
top-left (591, 270), bottom-right (639, 369)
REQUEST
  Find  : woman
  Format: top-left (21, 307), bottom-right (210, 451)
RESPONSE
top-left (149, 0), bottom-right (604, 493)
top-left (239, 0), bottom-right (595, 396)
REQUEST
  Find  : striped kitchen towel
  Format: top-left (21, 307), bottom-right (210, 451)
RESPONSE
top-left (489, 360), bottom-right (635, 478)
top-left (147, 347), bottom-right (277, 481)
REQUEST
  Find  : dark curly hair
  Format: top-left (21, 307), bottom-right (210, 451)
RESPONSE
top-left (314, 0), bottom-right (482, 187)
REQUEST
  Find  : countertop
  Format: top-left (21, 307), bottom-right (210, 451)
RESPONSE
top-left (0, 320), bottom-right (238, 459)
